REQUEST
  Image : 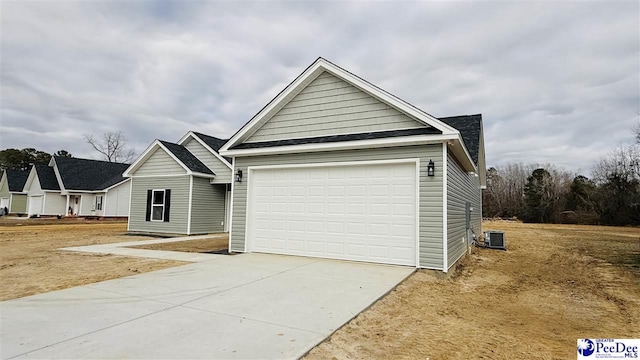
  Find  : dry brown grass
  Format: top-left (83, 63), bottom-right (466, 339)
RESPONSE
top-left (129, 237), bottom-right (228, 253)
top-left (305, 221), bottom-right (640, 360)
top-left (0, 220), bottom-right (185, 301)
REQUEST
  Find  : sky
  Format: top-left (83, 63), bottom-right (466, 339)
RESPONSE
top-left (1, 1), bottom-right (638, 174)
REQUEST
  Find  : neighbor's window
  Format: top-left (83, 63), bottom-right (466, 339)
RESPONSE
top-left (151, 190), bottom-right (165, 221)
top-left (95, 196), bottom-right (103, 211)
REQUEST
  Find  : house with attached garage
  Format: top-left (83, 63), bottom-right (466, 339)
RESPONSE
top-left (219, 57), bottom-right (486, 272)
top-left (123, 131), bottom-right (232, 235)
top-left (23, 157), bottom-right (131, 217)
top-left (0, 169), bottom-right (30, 214)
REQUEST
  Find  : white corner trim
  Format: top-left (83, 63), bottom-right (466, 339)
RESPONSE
top-left (186, 176), bottom-right (193, 235)
top-left (243, 165), bottom-right (250, 253)
top-left (102, 192), bottom-right (108, 217)
top-left (228, 158), bottom-right (235, 252)
top-left (442, 142), bottom-right (448, 272)
top-left (220, 58), bottom-right (458, 152)
top-left (221, 134), bottom-right (458, 157)
top-left (127, 178), bottom-right (133, 231)
top-left (415, 158), bottom-right (421, 268)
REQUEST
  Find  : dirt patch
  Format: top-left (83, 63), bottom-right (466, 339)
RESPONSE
top-left (305, 221), bottom-right (640, 360)
top-left (129, 237), bottom-right (229, 253)
top-left (0, 220), bottom-right (186, 301)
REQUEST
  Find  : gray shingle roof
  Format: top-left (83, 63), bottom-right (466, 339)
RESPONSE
top-left (159, 141), bottom-right (214, 175)
top-left (231, 127), bottom-right (441, 149)
top-left (5, 169), bottom-right (30, 192)
top-left (54, 157), bottom-right (130, 191)
top-left (191, 132), bottom-right (231, 163)
top-left (34, 165), bottom-right (60, 191)
top-left (439, 114), bottom-right (482, 166)
top-left (192, 132), bottom-right (227, 152)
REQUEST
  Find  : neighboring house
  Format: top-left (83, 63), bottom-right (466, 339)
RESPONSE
top-left (0, 169), bottom-right (30, 214)
top-left (23, 157), bottom-right (131, 217)
top-left (23, 165), bottom-right (63, 216)
top-left (124, 131), bottom-right (232, 235)
top-left (219, 57), bottom-right (486, 272)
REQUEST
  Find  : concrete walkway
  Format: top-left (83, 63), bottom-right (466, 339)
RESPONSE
top-left (60, 234), bottom-right (228, 262)
top-left (0, 253), bottom-right (414, 359)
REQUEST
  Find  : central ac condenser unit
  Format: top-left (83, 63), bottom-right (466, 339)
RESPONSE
top-left (484, 230), bottom-right (506, 250)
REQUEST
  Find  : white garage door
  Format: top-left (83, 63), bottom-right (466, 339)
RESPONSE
top-left (28, 196), bottom-right (43, 216)
top-left (248, 161), bottom-right (417, 266)
top-left (0, 198), bottom-right (8, 210)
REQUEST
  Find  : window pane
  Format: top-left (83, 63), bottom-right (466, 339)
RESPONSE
top-left (153, 191), bottom-right (164, 204)
top-left (152, 205), bottom-right (163, 220)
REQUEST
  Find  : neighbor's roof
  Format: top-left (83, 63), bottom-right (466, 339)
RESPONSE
top-left (54, 156), bottom-right (130, 191)
top-left (439, 114), bottom-right (482, 166)
top-left (34, 165), bottom-right (61, 191)
top-left (191, 132), bottom-right (231, 163)
top-left (5, 168), bottom-right (30, 192)
top-left (159, 141), bottom-right (214, 175)
top-left (192, 132), bottom-right (227, 152)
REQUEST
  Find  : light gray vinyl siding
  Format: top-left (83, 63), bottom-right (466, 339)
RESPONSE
top-left (0, 174), bottom-right (9, 198)
top-left (134, 148), bottom-right (186, 176)
top-left (128, 176), bottom-right (190, 234)
top-left (10, 194), bottom-right (27, 213)
top-left (104, 180), bottom-right (130, 217)
top-left (190, 178), bottom-right (226, 234)
top-left (43, 193), bottom-right (66, 215)
top-left (230, 145), bottom-right (444, 269)
top-left (79, 193), bottom-right (97, 216)
top-left (246, 71), bottom-right (425, 143)
top-left (25, 172), bottom-right (44, 196)
top-left (447, 152), bottom-right (482, 268)
top-left (183, 139), bottom-right (232, 184)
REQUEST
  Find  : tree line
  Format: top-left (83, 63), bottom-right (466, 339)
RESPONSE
top-left (484, 126), bottom-right (640, 226)
top-left (1, 131), bottom-right (136, 171)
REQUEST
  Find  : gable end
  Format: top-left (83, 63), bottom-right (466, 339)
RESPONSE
top-left (245, 71), bottom-right (428, 143)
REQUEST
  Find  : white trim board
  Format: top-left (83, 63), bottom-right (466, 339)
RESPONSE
top-left (178, 131), bottom-right (233, 170)
top-left (442, 142), bottom-right (448, 272)
top-left (222, 134), bottom-right (458, 158)
top-left (244, 158), bottom-right (421, 267)
top-left (123, 140), bottom-right (191, 177)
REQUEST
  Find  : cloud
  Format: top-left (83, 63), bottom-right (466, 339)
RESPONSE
top-left (1, 1), bottom-right (638, 173)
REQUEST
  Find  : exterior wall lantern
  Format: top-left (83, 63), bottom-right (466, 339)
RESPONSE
top-left (235, 169), bottom-right (243, 183)
top-left (427, 160), bottom-right (435, 177)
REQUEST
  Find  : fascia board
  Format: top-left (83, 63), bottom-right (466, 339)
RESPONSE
top-left (221, 59), bottom-right (460, 152)
top-left (180, 132), bottom-right (233, 170)
top-left (123, 140), bottom-right (191, 177)
top-left (220, 61), bottom-right (325, 152)
top-left (50, 158), bottom-right (67, 193)
top-left (122, 141), bottom-right (160, 177)
top-left (104, 178), bottom-right (131, 192)
top-left (221, 134), bottom-right (458, 157)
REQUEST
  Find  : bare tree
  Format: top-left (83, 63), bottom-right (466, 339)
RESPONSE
top-left (592, 144), bottom-right (640, 184)
top-left (634, 120), bottom-right (640, 144)
top-left (84, 131), bottom-right (136, 163)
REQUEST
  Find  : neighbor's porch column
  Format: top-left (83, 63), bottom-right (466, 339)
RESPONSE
top-left (65, 194), bottom-right (70, 217)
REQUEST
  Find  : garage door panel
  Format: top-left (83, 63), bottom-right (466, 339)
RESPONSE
top-left (249, 162), bottom-right (417, 266)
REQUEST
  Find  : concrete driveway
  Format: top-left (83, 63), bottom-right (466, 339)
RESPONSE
top-left (0, 253), bottom-right (413, 359)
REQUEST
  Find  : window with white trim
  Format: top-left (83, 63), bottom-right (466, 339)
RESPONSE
top-left (151, 189), bottom-right (165, 221)
top-left (95, 195), bottom-right (103, 211)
